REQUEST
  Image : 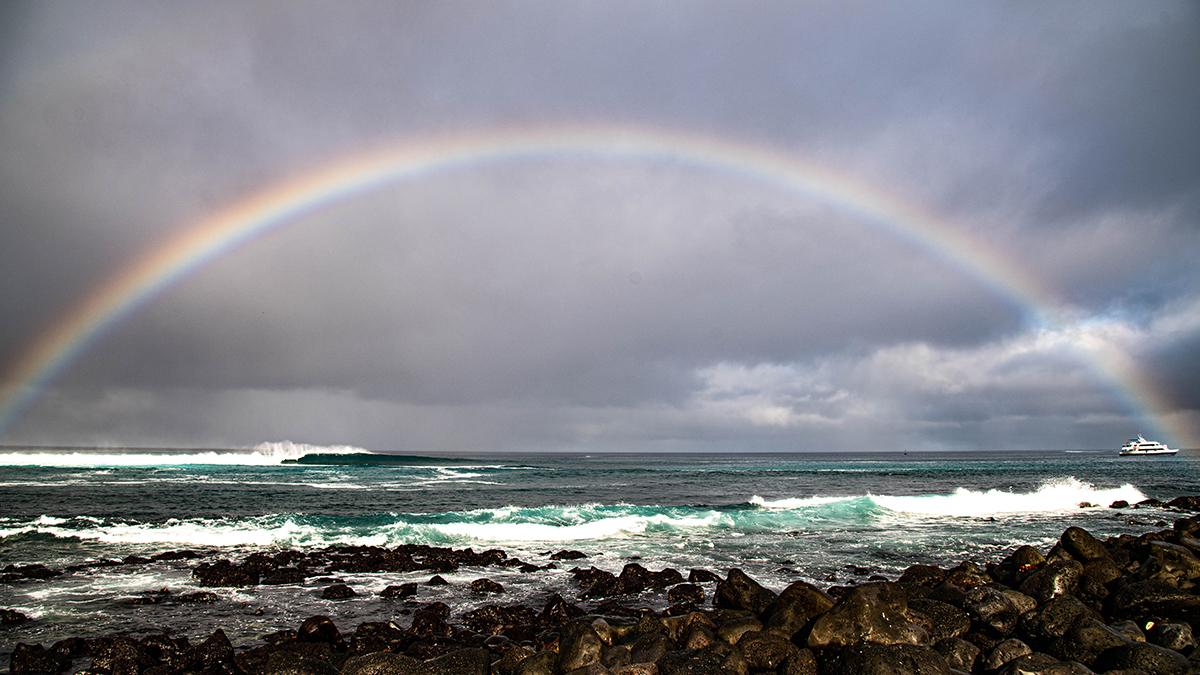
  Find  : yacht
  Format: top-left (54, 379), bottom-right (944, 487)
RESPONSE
top-left (1119, 435), bottom-right (1178, 456)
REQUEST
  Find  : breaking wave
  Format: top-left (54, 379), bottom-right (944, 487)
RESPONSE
top-left (752, 477), bottom-right (1146, 517)
top-left (0, 441), bottom-right (373, 467)
top-left (0, 477), bottom-right (1153, 549)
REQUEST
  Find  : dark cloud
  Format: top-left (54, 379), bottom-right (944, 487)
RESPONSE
top-left (1, 1), bottom-right (1197, 449)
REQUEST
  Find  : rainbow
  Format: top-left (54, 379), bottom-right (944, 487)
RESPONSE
top-left (0, 124), bottom-right (1187, 446)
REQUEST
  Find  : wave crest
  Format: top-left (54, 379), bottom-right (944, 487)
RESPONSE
top-left (0, 440), bottom-right (372, 467)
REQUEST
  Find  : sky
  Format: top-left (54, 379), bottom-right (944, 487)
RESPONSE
top-left (0, 1), bottom-right (1197, 452)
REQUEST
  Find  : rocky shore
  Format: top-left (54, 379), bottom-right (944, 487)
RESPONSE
top-left (4, 499), bottom-right (1200, 674)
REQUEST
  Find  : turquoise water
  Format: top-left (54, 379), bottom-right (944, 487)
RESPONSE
top-left (1, 443), bottom-right (1197, 656)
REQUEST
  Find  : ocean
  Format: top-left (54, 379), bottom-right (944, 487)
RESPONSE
top-left (1, 441), bottom-right (1197, 662)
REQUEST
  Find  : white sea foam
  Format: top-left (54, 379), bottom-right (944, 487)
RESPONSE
top-left (749, 495), bottom-right (855, 509)
top-left (0, 440), bottom-right (370, 467)
top-left (869, 477), bottom-right (1146, 516)
top-left (429, 512), bottom-right (726, 542)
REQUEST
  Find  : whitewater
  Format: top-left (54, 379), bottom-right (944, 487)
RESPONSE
top-left (1, 444), bottom-right (1196, 658)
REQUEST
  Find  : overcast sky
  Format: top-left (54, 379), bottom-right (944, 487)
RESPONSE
top-left (1, 1), bottom-right (1197, 452)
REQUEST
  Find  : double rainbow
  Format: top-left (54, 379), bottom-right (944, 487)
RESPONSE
top-left (0, 124), bottom-right (1184, 446)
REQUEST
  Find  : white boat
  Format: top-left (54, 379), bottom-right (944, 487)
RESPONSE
top-left (1119, 435), bottom-right (1178, 456)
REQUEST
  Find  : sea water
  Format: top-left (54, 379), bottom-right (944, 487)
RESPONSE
top-left (1, 441), bottom-right (1197, 659)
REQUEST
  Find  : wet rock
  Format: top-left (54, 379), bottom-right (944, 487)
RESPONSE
top-left (983, 638), bottom-right (1033, 671)
top-left (469, 578), bottom-right (504, 594)
top-left (320, 583), bottom-right (356, 599)
top-left (139, 634), bottom-right (191, 671)
top-left (176, 591), bottom-right (219, 603)
top-left (340, 652), bottom-right (421, 674)
top-left (1019, 559), bottom-right (1083, 603)
top-left (1108, 579), bottom-right (1200, 623)
top-left (688, 568), bottom-right (721, 583)
top-left (1059, 527), bottom-right (1111, 562)
top-left (421, 647), bottom-right (491, 675)
top-left (190, 629), bottom-right (237, 671)
top-left (1148, 621), bottom-right (1195, 652)
top-left (994, 653), bottom-right (1092, 675)
top-left (908, 598), bottom-right (970, 643)
top-left (1050, 618), bottom-right (1129, 667)
top-left (381, 583), bottom-right (418, 599)
top-left (1108, 620), bottom-right (1145, 643)
top-left (539, 593), bottom-right (585, 627)
top-left (1167, 496), bottom-right (1200, 511)
top-left (558, 622), bottom-right (604, 672)
top-left (348, 621), bottom-right (405, 655)
top-left (1019, 595), bottom-right (1094, 643)
top-left (667, 583), bottom-right (704, 606)
top-left (1111, 500), bottom-right (1129, 509)
top-left (897, 564), bottom-right (947, 589)
top-left (1139, 540), bottom-right (1200, 587)
top-left (782, 648), bottom-right (818, 675)
top-left (963, 586), bottom-right (1023, 636)
top-left (409, 601), bottom-right (453, 638)
top-left (9, 643), bottom-right (68, 674)
top-left (717, 616), bottom-right (763, 645)
top-left (572, 567), bottom-right (618, 598)
top-left (658, 643), bottom-right (747, 675)
top-left (1094, 641), bottom-right (1191, 674)
top-left (513, 650), bottom-right (557, 675)
top-left (495, 644), bottom-right (538, 674)
top-left (933, 637), bottom-right (980, 672)
top-left (1, 608), bottom-right (29, 625)
top-left (807, 582), bottom-right (928, 648)
top-left (298, 615), bottom-right (343, 644)
top-left (463, 604), bottom-right (537, 638)
top-left (682, 623), bottom-right (715, 650)
top-left (551, 550), bottom-right (588, 560)
top-left (427, 574), bottom-right (449, 585)
top-left (235, 640), bottom-right (338, 674)
top-left (736, 630), bottom-right (800, 670)
top-left (763, 580), bottom-right (834, 638)
top-left (89, 636), bottom-right (147, 674)
top-left (714, 568), bottom-right (776, 615)
top-left (820, 644), bottom-right (949, 675)
top-left (193, 559), bottom-right (259, 587)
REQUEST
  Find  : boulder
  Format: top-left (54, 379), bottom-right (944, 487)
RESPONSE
top-left (667, 584), bottom-right (705, 606)
top-left (1046, 617), bottom-right (1127, 668)
top-left (9, 643), bottom-right (68, 674)
top-left (261, 567), bottom-right (307, 585)
top-left (657, 643), bottom-right (747, 675)
top-left (551, 550), bottom-right (588, 560)
top-left (688, 568), bottom-right (722, 583)
top-left (298, 616), bottom-right (342, 644)
top-left (469, 578), bottom-right (505, 595)
top-left (908, 598), bottom-right (970, 643)
top-left (820, 644), bottom-right (949, 674)
top-left (348, 622), bottom-right (405, 655)
top-left (933, 637), bottom-right (979, 672)
top-left (714, 569), bottom-right (776, 615)
top-left (1094, 641), bottom-right (1191, 674)
top-left (558, 622), bottom-right (604, 672)
top-left (190, 629), bottom-right (237, 671)
top-left (409, 602), bottom-right (453, 638)
top-left (717, 616), bottom-right (763, 645)
top-left (1108, 579), bottom-right (1200, 624)
top-left (1148, 621), bottom-right (1195, 653)
top-left (1018, 596), bottom-right (1094, 643)
top-left (982, 638), bottom-right (1033, 671)
top-left (1019, 560), bottom-right (1083, 603)
top-left (0, 608), bottom-right (29, 626)
top-left (539, 593), bottom-right (585, 627)
top-left (963, 586), bottom-right (1023, 636)
top-left (320, 583), bottom-right (356, 599)
top-left (462, 604), bottom-right (538, 638)
top-left (420, 647), bottom-right (491, 675)
top-left (762, 580), bottom-right (834, 638)
top-left (340, 652), bottom-right (421, 675)
top-left (736, 630), bottom-right (800, 670)
top-left (381, 583), bottom-right (418, 599)
top-left (807, 582), bottom-right (928, 648)
top-left (1059, 527), bottom-right (1111, 562)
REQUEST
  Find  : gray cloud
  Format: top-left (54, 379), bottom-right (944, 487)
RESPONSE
top-left (1, 1), bottom-right (1197, 450)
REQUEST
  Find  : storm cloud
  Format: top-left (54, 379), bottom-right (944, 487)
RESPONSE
top-left (1, 1), bottom-right (1197, 451)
